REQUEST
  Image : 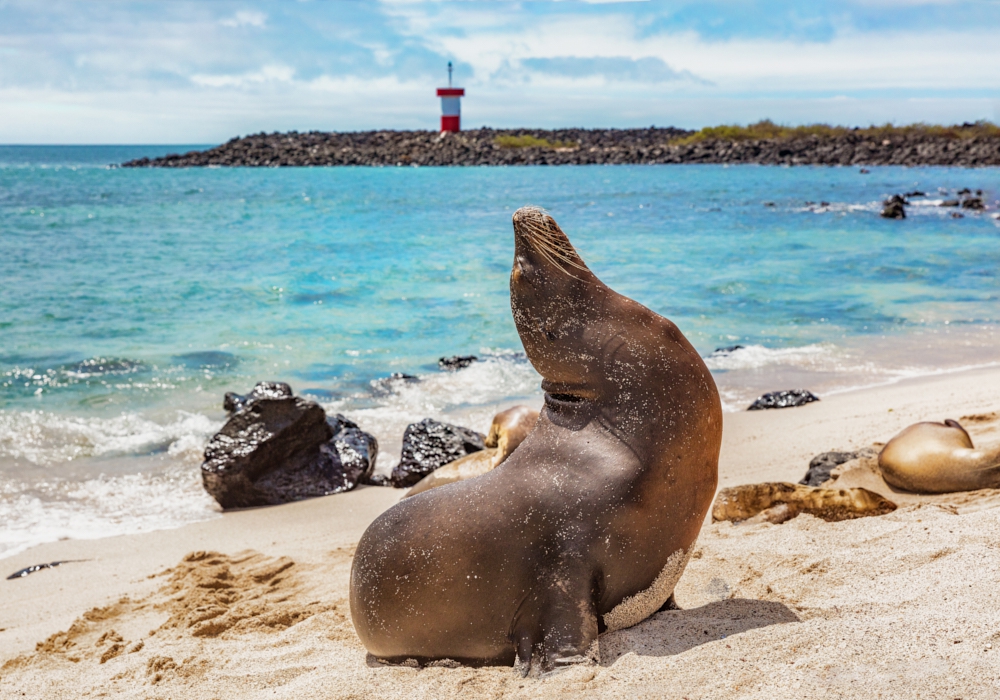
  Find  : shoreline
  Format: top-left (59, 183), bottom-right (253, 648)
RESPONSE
top-left (3, 363), bottom-right (1000, 697)
top-left (120, 128), bottom-right (1000, 168)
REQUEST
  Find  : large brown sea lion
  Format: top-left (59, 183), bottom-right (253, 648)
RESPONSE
top-left (879, 419), bottom-right (1000, 493)
top-left (350, 206), bottom-right (722, 675)
top-left (404, 405), bottom-right (539, 498)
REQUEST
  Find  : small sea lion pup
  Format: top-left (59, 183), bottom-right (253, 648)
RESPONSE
top-left (404, 405), bottom-right (539, 498)
top-left (350, 206), bottom-right (722, 675)
top-left (879, 419), bottom-right (1000, 493)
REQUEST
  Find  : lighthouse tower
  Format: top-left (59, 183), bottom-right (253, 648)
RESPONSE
top-left (436, 61), bottom-right (464, 132)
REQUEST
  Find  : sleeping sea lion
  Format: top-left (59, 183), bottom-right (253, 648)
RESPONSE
top-left (879, 419), bottom-right (1000, 493)
top-left (350, 206), bottom-right (721, 675)
top-left (404, 405), bottom-right (539, 498)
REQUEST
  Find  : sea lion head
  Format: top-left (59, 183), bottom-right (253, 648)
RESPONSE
top-left (510, 206), bottom-right (712, 439)
top-left (510, 206), bottom-right (608, 407)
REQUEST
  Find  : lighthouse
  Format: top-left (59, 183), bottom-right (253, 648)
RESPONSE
top-left (436, 61), bottom-right (464, 133)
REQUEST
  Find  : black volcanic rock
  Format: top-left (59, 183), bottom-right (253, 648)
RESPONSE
top-left (327, 413), bottom-right (379, 488)
top-left (439, 355), bottom-right (479, 371)
top-left (390, 418), bottom-right (486, 488)
top-left (223, 381), bottom-right (293, 414)
top-left (881, 195), bottom-right (906, 219)
top-left (119, 128), bottom-right (1000, 168)
top-left (748, 389), bottom-right (820, 411)
top-left (202, 384), bottom-right (378, 508)
top-left (800, 451), bottom-right (858, 486)
top-left (800, 447), bottom-right (879, 486)
top-left (961, 197), bottom-right (985, 210)
top-left (711, 345), bottom-right (745, 356)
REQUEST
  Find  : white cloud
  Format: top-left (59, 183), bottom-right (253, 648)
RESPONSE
top-left (191, 64), bottom-right (294, 88)
top-left (220, 10), bottom-right (267, 28)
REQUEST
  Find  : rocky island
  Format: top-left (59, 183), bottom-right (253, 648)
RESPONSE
top-left (122, 121), bottom-right (1000, 168)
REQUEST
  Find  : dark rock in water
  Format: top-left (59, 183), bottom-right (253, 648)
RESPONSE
top-left (391, 418), bottom-right (486, 488)
top-left (859, 168), bottom-right (870, 174)
top-left (371, 373), bottom-right (419, 396)
top-left (439, 355), bottom-right (479, 371)
top-left (880, 195), bottom-right (906, 219)
top-left (952, 212), bottom-right (965, 219)
top-left (800, 451), bottom-right (858, 486)
top-left (940, 199), bottom-right (960, 207)
top-left (904, 191), bottom-right (926, 197)
top-left (747, 389), bottom-right (820, 411)
top-left (961, 197), bottom-right (985, 210)
top-left (202, 385), bottom-right (378, 509)
top-left (223, 381), bottom-right (293, 414)
top-left (712, 345), bottom-right (745, 355)
top-left (957, 187), bottom-right (971, 195)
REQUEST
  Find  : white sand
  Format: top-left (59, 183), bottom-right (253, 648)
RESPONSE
top-left (3, 366), bottom-right (1000, 698)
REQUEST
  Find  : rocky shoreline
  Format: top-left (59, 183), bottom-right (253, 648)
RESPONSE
top-left (121, 127), bottom-right (1000, 168)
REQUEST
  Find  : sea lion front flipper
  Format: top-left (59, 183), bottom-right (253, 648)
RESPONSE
top-left (513, 572), bottom-right (598, 676)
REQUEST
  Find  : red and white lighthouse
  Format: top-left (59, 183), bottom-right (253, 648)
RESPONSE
top-left (436, 61), bottom-right (464, 132)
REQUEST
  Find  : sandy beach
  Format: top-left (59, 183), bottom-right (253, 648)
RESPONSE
top-left (3, 365), bottom-right (1000, 698)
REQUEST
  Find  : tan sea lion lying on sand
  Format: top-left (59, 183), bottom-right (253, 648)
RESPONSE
top-left (404, 406), bottom-right (539, 498)
top-left (879, 419), bottom-right (1000, 493)
top-left (712, 482), bottom-right (897, 524)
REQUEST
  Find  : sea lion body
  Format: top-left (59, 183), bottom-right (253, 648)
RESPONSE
top-left (350, 207), bottom-right (721, 674)
top-left (404, 406), bottom-right (539, 498)
top-left (879, 419), bottom-right (1000, 493)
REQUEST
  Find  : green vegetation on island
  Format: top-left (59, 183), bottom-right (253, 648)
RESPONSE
top-left (673, 119), bottom-right (1000, 145)
top-left (494, 134), bottom-right (578, 150)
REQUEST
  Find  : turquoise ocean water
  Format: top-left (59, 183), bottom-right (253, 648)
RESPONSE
top-left (2, 145), bottom-right (999, 558)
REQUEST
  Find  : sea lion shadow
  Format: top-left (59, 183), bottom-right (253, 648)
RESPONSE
top-left (599, 598), bottom-right (799, 664)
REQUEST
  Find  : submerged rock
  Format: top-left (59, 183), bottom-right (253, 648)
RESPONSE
top-left (880, 195), bottom-right (906, 219)
top-left (439, 355), bottom-right (479, 371)
top-left (202, 384), bottom-right (378, 509)
top-left (711, 345), bottom-right (745, 356)
top-left (747, 389), bottom-right (820, 411)
top-left (371, 373), bottom-right (420, 396)
top-left (391, 418), bottom-right (486, 488)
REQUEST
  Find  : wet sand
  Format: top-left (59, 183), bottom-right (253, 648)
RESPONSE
top-left (3, 366), bottom-right (1000, 698)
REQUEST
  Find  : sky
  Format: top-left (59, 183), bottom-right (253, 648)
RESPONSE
top-left (1, 0), bottom-right (999, 144)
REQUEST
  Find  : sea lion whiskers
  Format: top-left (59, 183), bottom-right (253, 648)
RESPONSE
top-left (514, 207), bottom-right (590, 277)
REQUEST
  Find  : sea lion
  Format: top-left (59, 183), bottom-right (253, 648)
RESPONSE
top-left (404, 405), bottom-right (539, 498)
top-left (711, 482), bottom-right (896, 525)
top-left (879, 419), bottom-right (1000, 493)
top-left (350, 206), bottom-right (721, 675)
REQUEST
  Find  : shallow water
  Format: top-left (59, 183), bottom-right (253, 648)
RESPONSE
top-left (2, 145), bottom-right (999, 558)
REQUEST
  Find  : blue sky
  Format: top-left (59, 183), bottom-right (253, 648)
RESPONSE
top-left (1, 0), bottom-right (998, 143)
